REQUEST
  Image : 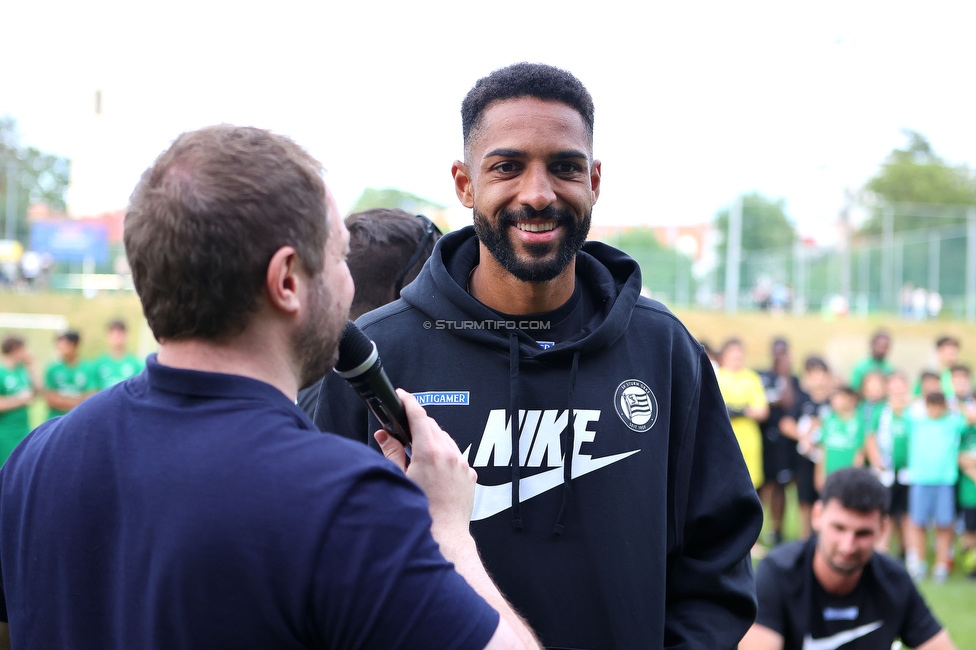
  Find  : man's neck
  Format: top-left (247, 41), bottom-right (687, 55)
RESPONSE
top-left (469, 245), bottom-right (576, 315)
top-left (156, 328), bottom-right (299, 401)
top-left (812, 550), bottom-right (863, 596)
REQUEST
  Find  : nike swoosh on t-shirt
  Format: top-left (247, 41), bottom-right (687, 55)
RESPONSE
top-left (802, 621), bottom-right (883, 650)
top-left (471, 449), bottom-right (640, 521)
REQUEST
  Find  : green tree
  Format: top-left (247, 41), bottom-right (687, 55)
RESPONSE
top-left (859, 130), bottom-right (976, 235)
top-left (1, 116), bottom-right (71, 242)
top-left (713, 192), bottom-right (797, 293)
top-left (855, 131), bottom-right (976, 308)
top-left (607, 228), bottom-right (695, 306)
top-left (349, 188), bottom-right (444, 216)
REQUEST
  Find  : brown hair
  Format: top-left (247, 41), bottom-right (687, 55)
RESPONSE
top-left (1, 336), bottom-right (25, 356)
top-left (124, 125), bottom-right (328, 341)
top-left (345, 209), bottom-right (441, 320)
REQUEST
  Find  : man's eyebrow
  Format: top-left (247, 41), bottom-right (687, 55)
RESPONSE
top-left (483, 147), bottom-right (527, 160)
top-left (482, 148), bottom-right (589, 161)
top-left (552, 149), bottom-right (589, 160)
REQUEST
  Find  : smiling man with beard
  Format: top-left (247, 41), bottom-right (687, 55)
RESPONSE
top-left (311, 62), bottom-right (763, 648)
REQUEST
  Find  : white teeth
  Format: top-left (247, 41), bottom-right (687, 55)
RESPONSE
top-left (516, 222), bottom-right (556, 233)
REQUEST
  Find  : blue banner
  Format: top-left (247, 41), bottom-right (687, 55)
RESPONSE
top-left (30, 221), bottom-right (109, 264)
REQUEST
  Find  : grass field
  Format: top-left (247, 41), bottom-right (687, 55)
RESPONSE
top-left (3, 291), bottom-right (976, 644)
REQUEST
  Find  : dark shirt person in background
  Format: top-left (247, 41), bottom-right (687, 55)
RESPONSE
top-left (741, 467), bottom-right (956, 650)
top-left (298, 208), bottom-right (441, 415)
top-left (759, 337), bottom-right (799, 547)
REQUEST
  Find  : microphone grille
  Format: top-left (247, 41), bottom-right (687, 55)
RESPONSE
top-left (335, 321), bottom-right (375, 372)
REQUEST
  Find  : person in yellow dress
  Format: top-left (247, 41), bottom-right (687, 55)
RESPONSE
top-left (717, 338), bottom-right (769, 489)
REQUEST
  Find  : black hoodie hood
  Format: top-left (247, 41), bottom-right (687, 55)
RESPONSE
top-left (399, 225), bottom-right (643, 358)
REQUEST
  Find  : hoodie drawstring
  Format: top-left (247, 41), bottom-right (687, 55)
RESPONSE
top-left (553, 350), bottom-right (580, 536)
top-left (509, 334), bottom-right (523, 530)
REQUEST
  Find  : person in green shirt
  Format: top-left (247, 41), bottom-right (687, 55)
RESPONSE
top-left (43, 330), bottom-right (94, 421)
top-left (857, 370), bottom-right (887, 438)
top-left (92, 320), bottom-right (145, 390)
top-left (959, 419), bottom-right (976, 580)
top-left (949, 364), bottom-right (975, 412)
top-left (905, 392), bottom-right (970, 583)
top-left (913, 335), bottom-right (960, 398)
top-left (0, 336), bottom-right (38, 464)
top-left (849, 329), bottom-right (894, 392)
top-left (816, 385), bottom-right (865, 491)
top-left (866, 371), bottom-right (913, 556)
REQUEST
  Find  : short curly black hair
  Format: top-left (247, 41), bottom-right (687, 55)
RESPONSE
top-left (461, 62), bottom-right (595, 147)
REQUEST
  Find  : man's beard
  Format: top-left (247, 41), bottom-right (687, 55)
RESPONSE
top-left (294, 273), bottom-right (346, 391)
top-left (473, 205), bottom-right (591, 282)
top-left (824, 553), bottom-right (869, 576)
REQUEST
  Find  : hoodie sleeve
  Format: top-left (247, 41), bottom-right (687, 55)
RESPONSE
top-left (664, 349), bottom-right (763, 649)
top-left (311, 371), bottom-right (372, 445)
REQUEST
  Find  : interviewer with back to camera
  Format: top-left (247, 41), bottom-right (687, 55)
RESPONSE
top-left (0, 125), bottom-right (539, 649)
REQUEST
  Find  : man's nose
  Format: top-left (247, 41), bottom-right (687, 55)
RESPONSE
top-left (838, 533), bottom-right (858, 554)
top-left (518, 163), bottom-right (556, 212)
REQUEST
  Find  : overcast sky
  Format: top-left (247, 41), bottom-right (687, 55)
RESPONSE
top-left (4, 0), bottom-right (975, 241)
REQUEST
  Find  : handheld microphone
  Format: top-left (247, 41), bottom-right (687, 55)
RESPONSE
top-left (334, 321), bottom-right (411, 446)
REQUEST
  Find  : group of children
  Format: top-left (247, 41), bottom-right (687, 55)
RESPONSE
top-left (0, 320), bottom-right (144, 465)
top-left (714, 332), bottom-right (976, 583)
top-left (819, 362), bottom-right (976, 583)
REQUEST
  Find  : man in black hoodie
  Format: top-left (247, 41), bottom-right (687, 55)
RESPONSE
top-left (310, 62), bottom-right (763, 649)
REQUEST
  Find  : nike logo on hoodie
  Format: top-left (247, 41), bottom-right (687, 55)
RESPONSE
top-left (471, 449), bottom-right (639, 520)
top-left (463, 408), bottom-right (640, 520)
top-left (802, 621), bottom-right (883, 650)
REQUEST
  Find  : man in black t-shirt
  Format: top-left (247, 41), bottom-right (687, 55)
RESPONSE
top-left (759, 338), bottom-right (800, 546)
top-left (740, 468), bottom-right (955, 650)
top-left (779, 356), bottom-right (833, 540)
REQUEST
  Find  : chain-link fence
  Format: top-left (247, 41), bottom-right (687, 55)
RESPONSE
top-left (606, 208), bottom-right (976, 322)
top-left (724, 218), bottom-right (976, 322)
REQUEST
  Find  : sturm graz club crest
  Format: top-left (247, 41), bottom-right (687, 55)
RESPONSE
top-left (614, 379), bottom-right (658, 432)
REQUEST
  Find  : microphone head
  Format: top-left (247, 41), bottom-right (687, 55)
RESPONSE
top-left (335, 321), bottom-right (375, 373)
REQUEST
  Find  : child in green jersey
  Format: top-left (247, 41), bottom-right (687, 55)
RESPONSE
top-left (958, 398), bottom-right (976, 580)
top-left (858, 370), bottom-right (886, 447)
top-left (866, 371), bottom-right (913, 555)
top-left (91, 320), bottom-right (145, 390)
top-left (815, 386), bottom-right (864, 492)
top-left (0, 336), bottom-right (38, 464)
top-left (42, 331), bottom-right (94, 421)
top-left (906, 392), bottom-right (969, 583)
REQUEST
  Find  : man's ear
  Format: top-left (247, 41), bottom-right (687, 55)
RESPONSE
top-left (879, 514), bottom-right (891, 538)
top-left (590, 159), bottom-right (602, 204)
top-left (265, 246), bottom-right (302, 315)
top-left (811, 500), bottom-right (823, 533)
top-left (452, 160), bottom-right (474, 209)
